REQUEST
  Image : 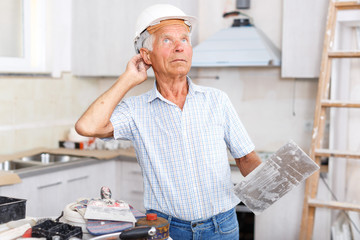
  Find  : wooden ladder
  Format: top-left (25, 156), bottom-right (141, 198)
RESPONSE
top-left (299, 1), bottom-right (360, 239)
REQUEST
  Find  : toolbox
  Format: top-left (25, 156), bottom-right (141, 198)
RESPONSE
top-left (0, 196), bottom-right (26, 224)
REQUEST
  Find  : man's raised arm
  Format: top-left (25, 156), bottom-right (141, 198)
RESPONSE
top-left (75, 54), bottom-right (150, 138)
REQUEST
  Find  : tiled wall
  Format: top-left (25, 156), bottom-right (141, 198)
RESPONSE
top-left (0, 73), bottom-right (99, 154)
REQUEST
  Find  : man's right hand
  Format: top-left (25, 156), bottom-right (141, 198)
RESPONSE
top-left (123, 54), bottom-right (151, 87)
top-left (75, 54), bottom-right (151, 138)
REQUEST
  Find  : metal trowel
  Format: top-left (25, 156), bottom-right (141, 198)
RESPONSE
top-left (233, 140), bottom-right (320, 215)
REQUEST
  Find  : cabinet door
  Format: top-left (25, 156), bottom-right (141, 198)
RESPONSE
top-left (63, 160), bottom-right (118, 204)
top-left (0, 176), bottom-right (42, 217)
top-left (72, 0), bottom-right (198, 76)
top-left (281, 0), bottom-right (328, 78)
top-left (35, 174), bottom-right (66, 217)
top-left (0, 173), bottom-right (66, 217)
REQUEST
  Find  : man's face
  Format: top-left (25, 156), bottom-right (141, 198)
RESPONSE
top-left (146, 24), bottom-right (193, 78)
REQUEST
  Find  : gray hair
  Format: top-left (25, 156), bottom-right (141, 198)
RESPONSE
top-left (142, 34), bottom-right (155, 51)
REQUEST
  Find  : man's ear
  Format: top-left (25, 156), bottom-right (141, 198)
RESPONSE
top-left (139, 48), bottom-right (152, 65)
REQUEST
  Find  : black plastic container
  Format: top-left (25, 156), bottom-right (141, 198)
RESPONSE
top-left (0, 196), bottom-right (26, 224)
top-left (32, 219), bottom-right (82, 240)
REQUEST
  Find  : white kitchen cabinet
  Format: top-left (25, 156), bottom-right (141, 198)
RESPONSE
top-left (0, 160), bottom-right (118, 218)
top-left (281, 0), bottom-right (328, 78)
top-left (0, 171), bottom-right (65, 217)
top-left (61, 160), bottom-right (118, 205)
top-left (71, 0), bottom-right (198, 76)
top-left (117, 160), bottom-right (145, 212)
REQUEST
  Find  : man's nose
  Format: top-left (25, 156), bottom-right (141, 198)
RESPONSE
top-left (174, 40), bottom-right (184, 52)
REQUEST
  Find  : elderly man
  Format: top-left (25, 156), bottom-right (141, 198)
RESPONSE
top-left (75, 4), bottom-right (261, 240)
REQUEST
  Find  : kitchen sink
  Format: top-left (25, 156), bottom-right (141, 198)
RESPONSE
top-left (0, 153), bottom-right (90, 173)
top-left (21, 153), bottom-right (85, 164)
top-left (0, 160), bottom-right (40, 171)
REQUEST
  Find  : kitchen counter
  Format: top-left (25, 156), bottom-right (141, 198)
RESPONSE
top-left (0, 147), bottom-right (138, 185)
top-left (0, 147), bottom-right (137, 163)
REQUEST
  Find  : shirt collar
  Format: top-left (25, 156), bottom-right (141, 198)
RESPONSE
top-left (147, 76), bottom-right (204, 103)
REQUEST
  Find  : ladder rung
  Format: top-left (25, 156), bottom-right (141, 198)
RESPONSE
top-left (321, 100), bottom-right (360, 108)
top-left (315, 149), bottom-right (360, 159)
top-left (335, 1), bottom-right (360, 10)
top-left (308, 199), bottom-right (360, 212)
top-left (328, 51), bottom-right (360, 58)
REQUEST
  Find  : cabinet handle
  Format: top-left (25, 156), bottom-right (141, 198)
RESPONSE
top-left (67, 176), bottom-right (89, 183)
top-left (131, 171), bottom-right (142, 175)
top-left (37, 181), bottom-right (62, 189)
top-left (131, 190), bottom-right (143, 195)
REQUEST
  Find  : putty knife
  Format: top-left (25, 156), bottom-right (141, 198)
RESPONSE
top-left (233, 140), bottom-right (320, 215)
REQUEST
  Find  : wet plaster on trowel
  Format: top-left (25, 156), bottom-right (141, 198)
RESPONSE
top-left (233, 140), bottom-right (320, 215)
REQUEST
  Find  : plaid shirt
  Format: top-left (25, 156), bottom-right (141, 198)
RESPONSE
top-left (110, 77), bottom-right (254, 221)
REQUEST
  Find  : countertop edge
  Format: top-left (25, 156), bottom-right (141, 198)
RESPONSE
top-left (16, 154), bottom-right (138, 179)
top-left (0, 147), bottom-right (137, 163)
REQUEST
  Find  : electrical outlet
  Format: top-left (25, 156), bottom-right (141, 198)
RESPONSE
top-left (305, 120), bottom-right (313, 133)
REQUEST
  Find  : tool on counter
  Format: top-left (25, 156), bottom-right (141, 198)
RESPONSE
top-left (90, 226), bottom-right (156, 240)
top-left (90, 213), bottom-right (170, 240)
top-left (84, 187), bottom-right (136, 223)
top-left (233, 140), bottom-right (319, 215)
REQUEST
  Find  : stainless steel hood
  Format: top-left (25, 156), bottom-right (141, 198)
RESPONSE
top-left (191, 25), bottom-right (281, 67)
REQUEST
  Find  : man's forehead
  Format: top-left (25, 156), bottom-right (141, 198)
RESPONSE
top-left (155, 25), bottom-right (190, 36)
top-left (147, 19), bottom-right (190, 35)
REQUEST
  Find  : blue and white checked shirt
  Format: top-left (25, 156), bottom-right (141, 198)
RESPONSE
top-left (110, 77), bottom-right (254, 221)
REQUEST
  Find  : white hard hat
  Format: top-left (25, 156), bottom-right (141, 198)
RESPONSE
top-left (134, 4), bottom-right (197, 53)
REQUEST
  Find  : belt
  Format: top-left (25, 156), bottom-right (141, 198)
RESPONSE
top-left (146, 207), bottom-right (235, 228)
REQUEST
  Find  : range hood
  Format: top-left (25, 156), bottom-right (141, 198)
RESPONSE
top-left (191, 22), bottom-right (281, 67)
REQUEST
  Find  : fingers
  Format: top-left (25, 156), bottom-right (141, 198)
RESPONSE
top-left (137, 58), bottom-right (151, 72)
top-left (129, 54), bottom-right (142, 65)
top-left (130, 54), bottom-right (150, 72)
top-left (123, 55), bottom-right (149, 85)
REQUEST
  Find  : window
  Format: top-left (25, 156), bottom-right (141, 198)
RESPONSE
top-left (0, 0), bottom-right (47, 74)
